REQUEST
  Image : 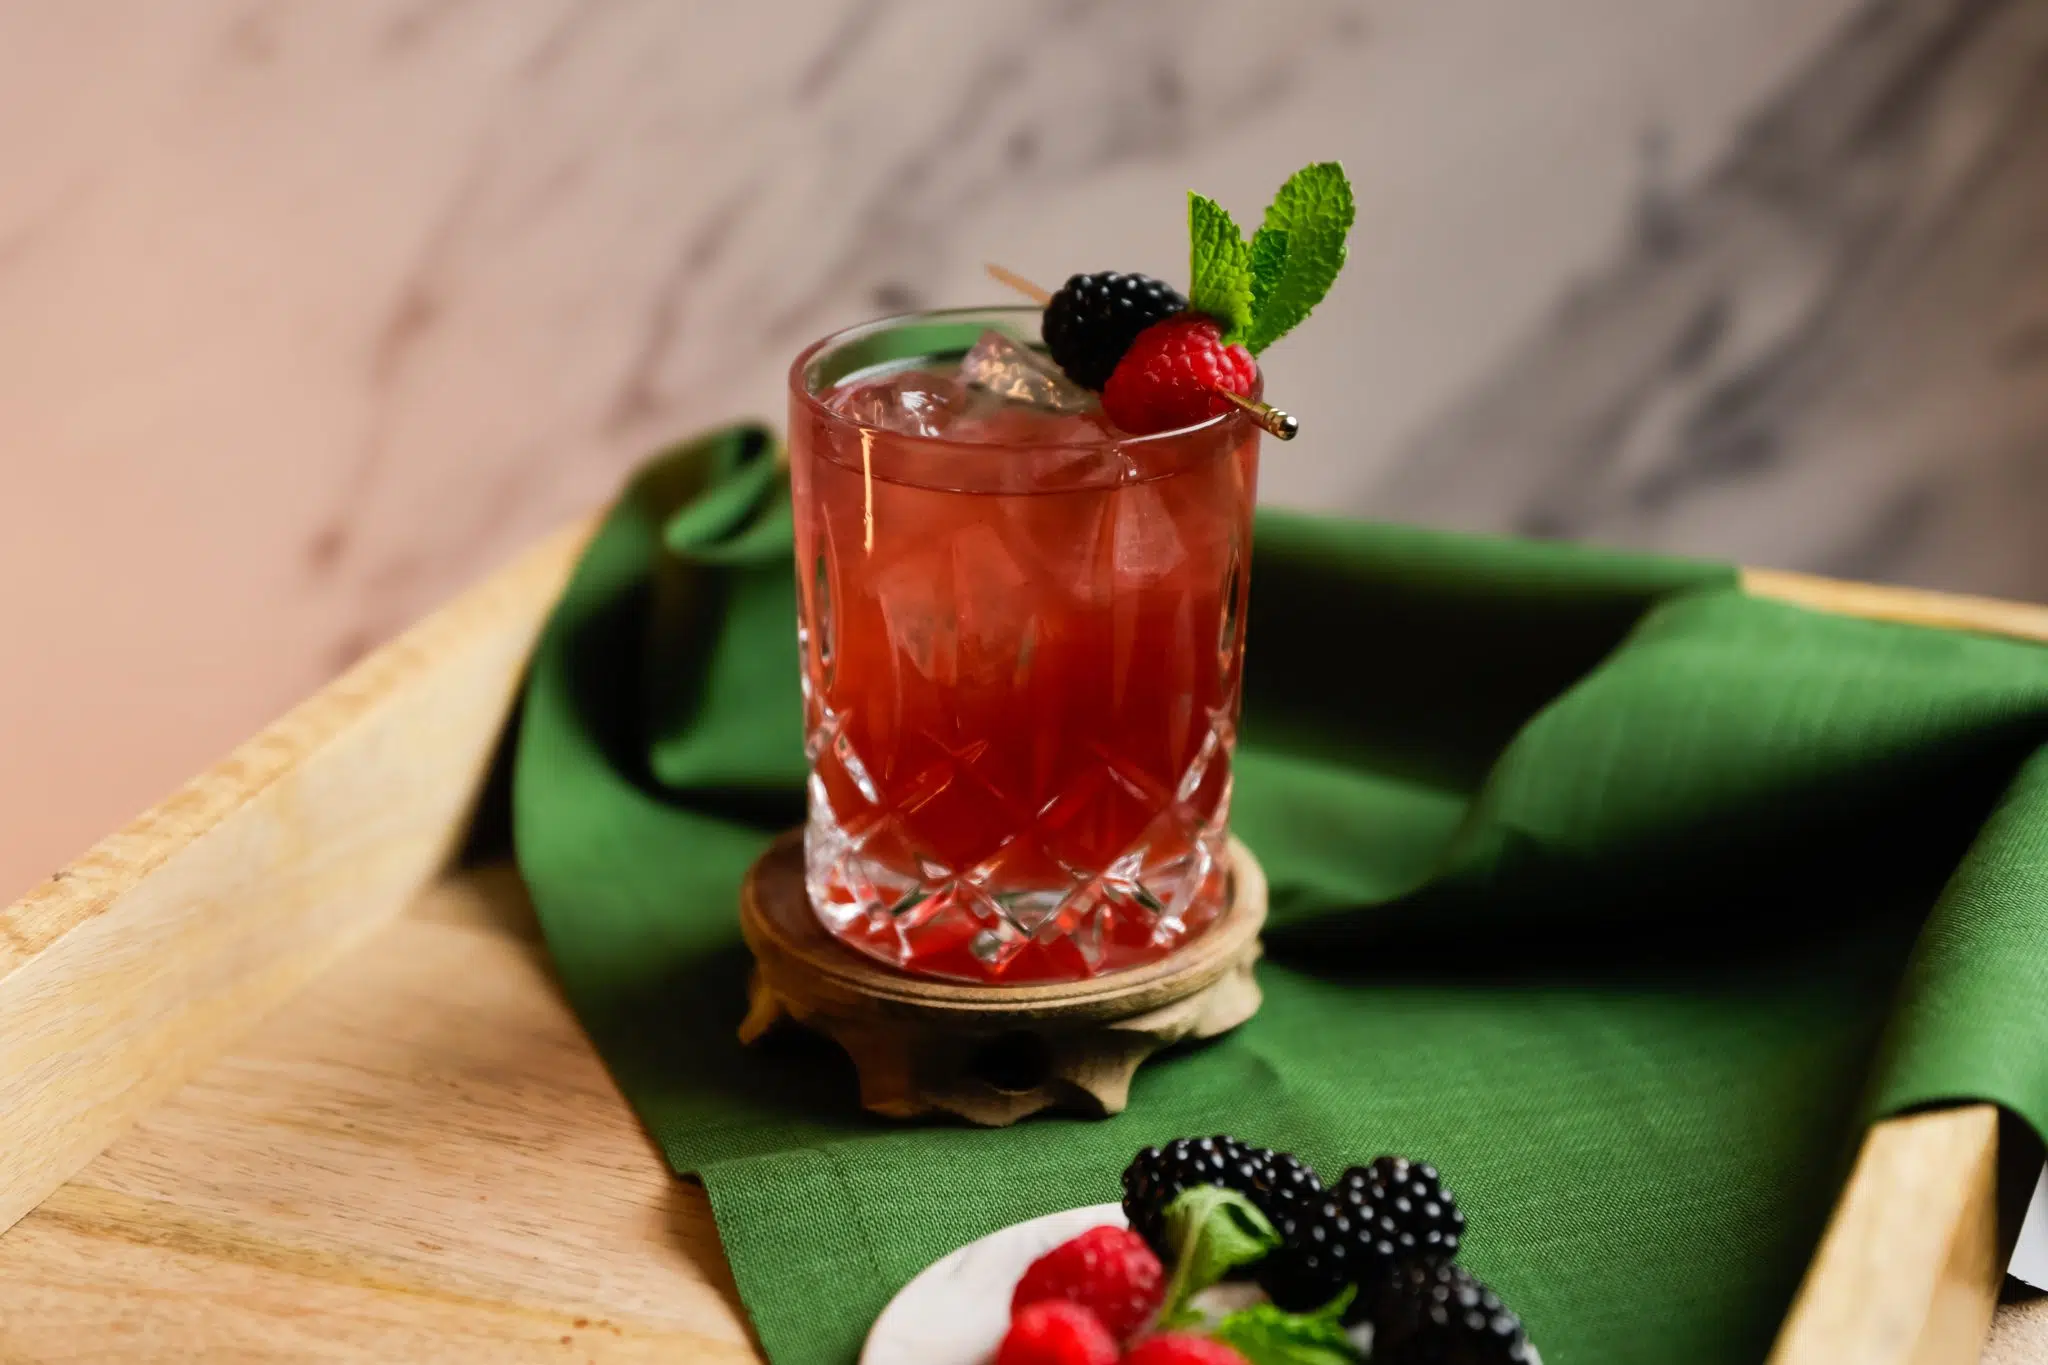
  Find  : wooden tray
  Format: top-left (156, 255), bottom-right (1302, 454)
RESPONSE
top-left (4, 525), bottom-right (2046, 1363)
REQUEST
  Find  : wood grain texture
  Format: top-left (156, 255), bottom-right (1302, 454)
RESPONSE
top-left (1767, 1106), bottom-right (2002, 1365)
top-left (0, 520), bottom-right (588, 1238)
top-left (0, 871), bottom-right (756, 1364)
top-left (1983, 1295), bottom-right (2048, 1362)
top-left (1744, 568), bottom-right (2048, 645)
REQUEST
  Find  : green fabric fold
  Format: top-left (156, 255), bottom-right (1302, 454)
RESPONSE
top-left (514, 426), bottom-right (2048, 1365)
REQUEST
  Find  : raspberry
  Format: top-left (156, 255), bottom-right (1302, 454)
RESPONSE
top-left (1042, 272), bottom-right (1189, 390)
top-left (1122, 1333), bottom-right (1254, 1365)
top-left (1011, 1226), bottom-right (1165, 1341)
top-left (996, 1301), bottom-right (1120, 1365)
top-left (1100, 315), bottom-right (1257, 436)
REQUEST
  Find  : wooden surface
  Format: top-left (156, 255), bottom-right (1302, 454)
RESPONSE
top-left (0, 519), bottom-right (588, 1239)
top-left (740, 832), bottom-right (1267, 1124)
top-left (1983, 1293), bottom-right (2048, 1364)
top-left (1744, 569), bottom-right (2048, 646)
top-left (1767, 1106), bottom-right (2003, 1365)
top-left (0, 870), bottom-right (755, 1363)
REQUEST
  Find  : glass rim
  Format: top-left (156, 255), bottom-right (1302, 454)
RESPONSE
top-left (786, 304), bottom-right (1258, 451)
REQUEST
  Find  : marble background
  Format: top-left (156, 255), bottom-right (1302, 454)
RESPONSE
top-left (3, 0), bottom-right (2042, 900)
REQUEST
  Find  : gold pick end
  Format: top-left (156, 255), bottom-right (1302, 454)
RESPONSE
top-left (1213, 387), bottom-right (1299, 440)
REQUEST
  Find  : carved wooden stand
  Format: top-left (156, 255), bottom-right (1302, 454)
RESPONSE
top-left (738, 831), bottom-right (1267, 1126)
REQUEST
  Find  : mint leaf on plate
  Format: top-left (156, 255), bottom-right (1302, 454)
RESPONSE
top-left (1157, 1185), bottom-right (1282, 1325)
top-left (1188, 192), bottom-right (1256, 345)
top-left (1210, 1293), bottom-right (1363, 1365)
top-left (1243, 162), bottom-right (1355, 355)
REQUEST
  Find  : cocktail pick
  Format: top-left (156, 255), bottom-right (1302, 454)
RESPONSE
top-left (1208, 387), bottom-right (1298, 441)
top-left (984, 263), bottom-right (1052, 306)
top-left (983, 264), bottom-right (1298, 439)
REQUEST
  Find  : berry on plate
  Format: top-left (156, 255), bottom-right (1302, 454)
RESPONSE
top-left (1011, 1225), bottom-right (1166, 1342)
top-left (1122, 1331), bottom-right (1255, 1365)
top-left (983, 1138), bottom-right (1535, 1365)
top-left (1339, 1156), bottom-right (1465, 1262)
top-left (1257, 1155), bottom-right (1463, 1313)
top-left (1100, 315), bottom-right (1258, 435)
top-left (996, 1300), bottom-right (1121, 1365)
top-left (1367, 1260), bottom-right (1536, 1365)
top-left (1122, 1136), bottom-right (1322, 1263)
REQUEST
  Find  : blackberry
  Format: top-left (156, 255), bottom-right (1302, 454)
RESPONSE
top-left (1256, 1156), bottom-right (1464, 1313)
top-left (1119, 1136), bottom-right (1322, 1260)
top-left (1042, 272), bottom-right (1188, 390)
top-left (1368, 1261), bottom-right (1537, 1365)
top-left (1339, 1156), bottom-right (1466, 1261)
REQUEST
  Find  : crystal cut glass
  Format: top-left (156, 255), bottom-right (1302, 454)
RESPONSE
top-left (788, 307), bottom-right (1260, 983)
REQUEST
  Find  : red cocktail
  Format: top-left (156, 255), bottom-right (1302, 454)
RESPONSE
top-left (789, 307), bottom-right (1260, 984)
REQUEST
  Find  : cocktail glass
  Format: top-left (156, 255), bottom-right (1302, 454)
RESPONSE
top-left (788, 306), bottom-right (1260, 984)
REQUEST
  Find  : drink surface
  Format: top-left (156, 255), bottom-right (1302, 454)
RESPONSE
top-left (791, 343), bottom-right (1258, 983)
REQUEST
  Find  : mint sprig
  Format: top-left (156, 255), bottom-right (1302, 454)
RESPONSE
top-left (1244, 164), bottom-right (1354, 353)
top-left (1247, 226), bottom-right (1290, 322)
top-left (1156, 1186), bottom-right (1282, 1327)
top-left (1150, 1185), bottom-right (1366, 1365)
top-left (1185, 162), bottom-right (1354, 355)
top-left (1211, 1292), bottom-right (1363, 1365)
top-left (1188, 194), bottom-right (1256, 344)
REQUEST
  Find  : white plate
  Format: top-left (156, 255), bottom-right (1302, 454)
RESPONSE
top-left (862, 1203), bottom-right (1129, 1365)
top-left (860, 1200), bottom-right (1540, 1365)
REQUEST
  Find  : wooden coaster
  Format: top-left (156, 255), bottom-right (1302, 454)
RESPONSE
top-left (738, 831), bottom-right (1267, 1126)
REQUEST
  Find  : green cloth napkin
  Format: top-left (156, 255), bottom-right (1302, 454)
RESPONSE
top-left (513, 426), bottom-right (2048, 1365)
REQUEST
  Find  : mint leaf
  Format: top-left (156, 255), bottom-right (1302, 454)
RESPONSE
top-left (1188, 192), bottom-right (1256, 344)
top-left (1247, 226), bottom-right (1289, 320)
top-left (1210, 1293), bottom-right (1363, 1365)
top-left (1157, 1186), bottom-right (1281, 1325)
top-left (1244, 162), bottom-right (1355, 355)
